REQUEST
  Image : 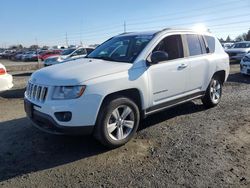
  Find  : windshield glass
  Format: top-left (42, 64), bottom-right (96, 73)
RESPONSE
top-left (61, 48), bottom-right (76, 55)
top-left (87, 34), bottom-right (153, 63)
top-left (232, 43), bottom-right (250, 48)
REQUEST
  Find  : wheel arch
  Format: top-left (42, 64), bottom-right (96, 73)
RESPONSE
top-left (99, 88), bottom-right (143, 112)
top-left (213, 70), bottom-right (226, 85)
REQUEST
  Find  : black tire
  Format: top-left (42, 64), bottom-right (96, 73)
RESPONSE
top-left (94, 96), bottom-right (140, 148)
top-left (202, 75), bottom-right (222, 108)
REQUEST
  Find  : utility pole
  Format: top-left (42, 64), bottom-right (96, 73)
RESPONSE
top-left (35, 37), bottom-right (41, 68)
top-left (124, 21), bottom-right (126, 33)
top-left (65, 32), bottom-right (69, 47)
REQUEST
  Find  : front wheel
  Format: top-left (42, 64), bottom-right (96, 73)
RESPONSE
top-left (202, 76), bottom-right (222, 108)
top-left (94, 97), bottom-right (140, 148)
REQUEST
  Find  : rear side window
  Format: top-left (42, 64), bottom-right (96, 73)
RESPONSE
top-left (186, 34), bottom-right (203, 56)
top-left (153, 35), bottom-right (184, 61)
top-left (204, 36), bottom-right (215, 53)
top-left (198, 35), bottom-right (207, 54)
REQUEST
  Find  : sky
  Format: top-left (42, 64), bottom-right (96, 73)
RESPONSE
top-left (0, 0), bottom-right (250, 47)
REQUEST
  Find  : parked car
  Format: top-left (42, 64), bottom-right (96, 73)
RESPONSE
top-left (225, 41), bottom-right (250, 63)
top-left (221, 42), bottom-right (234, 49)
top-left (0, 50), bottom-right (16, 59)
top-left (0, 49), bottom-right (4, 58)
top-left (240, 53), bottom-right (250, 75)
top-left (44, 47), bottom-right (94, 66)
top-left (0, 63), bottom-right (13, 92)
top-left (24, 28), bottom-right (229, 148)
top-left (21, 51), bottom-right (34, 61)
top-left (13, 51), bottom-right (25, 61)
top-left (38, 50), bottom-right (62, 61)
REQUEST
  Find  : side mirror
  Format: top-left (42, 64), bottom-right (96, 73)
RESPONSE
top-left (149, 51), bottom-right (169, 65)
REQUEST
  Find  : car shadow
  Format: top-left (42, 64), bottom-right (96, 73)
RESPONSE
top-left (0, 101), bottom-right (206, 182)
top-left (139, 101), bottom-right (205, 131)
top-left (227, 72), bottom-right (250, 84)
top-left (0, 117), bottom-right (109, 182)
top-left (0, 88), bottom-right (25, 99)
top-left (13, 72), bottom-right (32, 77)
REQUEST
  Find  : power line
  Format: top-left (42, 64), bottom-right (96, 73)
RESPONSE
top-left (125, 0), bottom-right (248, 23)
top-left (55, 0), bottom-right (248, 37)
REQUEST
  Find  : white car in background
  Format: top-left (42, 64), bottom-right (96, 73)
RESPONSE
top-left (44, 47), bottom-right (94, 66)
top-left (222, 42), bottom-right (234, 49)
top-left (0, 63), bottom-right (13, 92)
top-left (225, 41), bottom-right (250, 63)
top-left (240, 53), bottom-right (250, 75)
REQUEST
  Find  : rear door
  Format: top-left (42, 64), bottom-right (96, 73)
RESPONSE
top-left (184, 34), bottom-right (209, 93)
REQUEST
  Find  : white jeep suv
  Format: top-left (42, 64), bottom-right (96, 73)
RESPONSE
top-left (24, 28), bottom-right (229, 148)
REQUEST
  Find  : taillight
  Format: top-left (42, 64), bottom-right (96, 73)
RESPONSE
top-left (0, 68), bottom-right (6, 75)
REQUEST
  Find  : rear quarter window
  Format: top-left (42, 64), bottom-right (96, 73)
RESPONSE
top-left (204, 36), bottom-right (215, 53)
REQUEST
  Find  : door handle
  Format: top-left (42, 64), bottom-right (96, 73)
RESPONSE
top-left (178, 63), bottom-right (188, 69)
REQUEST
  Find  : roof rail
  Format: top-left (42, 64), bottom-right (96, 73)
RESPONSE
top-left (118, 32), bottom-right (134, 36)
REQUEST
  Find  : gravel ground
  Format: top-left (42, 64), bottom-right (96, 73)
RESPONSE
top-left (0, 64), bottom-right (249, 188)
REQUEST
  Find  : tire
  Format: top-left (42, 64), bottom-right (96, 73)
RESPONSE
top-left (202, 75), bottom-right (222, 108)
top-left (94, 96), bottom-right (140, 148)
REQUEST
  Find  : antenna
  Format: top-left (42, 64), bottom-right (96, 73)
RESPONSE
top-left (124, 21), bottom-right (127, 33)
top-left (65, 32), bottom-right (68, 47)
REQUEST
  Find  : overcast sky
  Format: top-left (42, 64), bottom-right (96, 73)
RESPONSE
top-left (0, 0), bottom-right (249, 47)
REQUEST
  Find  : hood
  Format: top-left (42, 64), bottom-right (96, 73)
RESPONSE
top-left (30, 58), bottom-right (132, 86)
top-left (225, 48), bottom-right (250, 53)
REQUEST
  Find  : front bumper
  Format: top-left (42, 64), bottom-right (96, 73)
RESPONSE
top-left (24, 99), bottom-right (94, 135)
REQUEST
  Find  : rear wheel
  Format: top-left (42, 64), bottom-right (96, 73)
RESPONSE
top-left (202, 76), bottom-right (222, 108)
top-left (94, 97), bottom-right (140, 148)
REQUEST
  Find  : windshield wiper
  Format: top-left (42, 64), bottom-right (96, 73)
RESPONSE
top-left (90, 56), bottom-right (115, 61)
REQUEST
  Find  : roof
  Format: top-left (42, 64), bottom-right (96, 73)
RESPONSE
top-left (117, 28), bottom-right (210, 37)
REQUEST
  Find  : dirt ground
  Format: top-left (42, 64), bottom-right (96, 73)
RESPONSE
top-left (0, 64), bottom-right (249, 188)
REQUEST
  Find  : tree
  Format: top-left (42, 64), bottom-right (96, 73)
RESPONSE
top-left (235, 35), bottom-right (244, 42)
top-left (29, 45), bottom-right (39, 50)
top-left (246, 30), bottom-right (250, 41)
top-left (234, 29), bottom-right (250, 42)
top-left (42, 45), bottom-right (49, 50)
top-left (226, 36), bottom-right (232, 42)
top-left (17, 44), bottom-right (23, 49)
top-left (219, 38), bottom-right (224, 43)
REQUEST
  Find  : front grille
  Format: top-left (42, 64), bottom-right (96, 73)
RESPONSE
top-left (26, 82), bottom-right (48, 102)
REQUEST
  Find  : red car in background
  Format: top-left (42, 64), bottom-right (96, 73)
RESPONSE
top-left (38, 50), bottom-right (62, 61)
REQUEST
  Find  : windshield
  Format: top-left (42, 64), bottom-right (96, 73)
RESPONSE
top-left (232, 43), bottom-right (250, 48)
top-left (87, 34), bottom-right (153, 63)
top-left (61, 48), bottom-right (76, 55)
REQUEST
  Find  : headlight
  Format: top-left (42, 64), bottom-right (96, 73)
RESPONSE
top-left (243, 56), bottom-right (250, 62)
top-left (52, 85), bottom-right (86, 99)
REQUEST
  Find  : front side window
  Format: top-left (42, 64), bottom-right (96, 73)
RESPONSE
top-left (153, 35), bottom-right (184, 60)
top-left (87, 35), bottom-right (153, 63)
top-left (186, 34), bottom-right (203, 56)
